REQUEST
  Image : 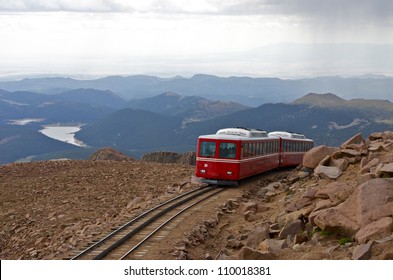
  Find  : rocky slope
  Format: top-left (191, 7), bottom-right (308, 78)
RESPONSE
top-left (178, 131), bottom-right (393, 260)
top-left (1, 131), bottom-right (392, 260)
top-left (0, 160), bottom-right (195, 259)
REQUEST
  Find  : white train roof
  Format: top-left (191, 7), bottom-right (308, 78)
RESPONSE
top-left (199, 127), bottom-right (272, 140)
top-left (268, 131), bottom-right (311, 140)
top-left (217, 127), bottom-right (268, 138)
top-left (199, 128), bottom-right (312, 141)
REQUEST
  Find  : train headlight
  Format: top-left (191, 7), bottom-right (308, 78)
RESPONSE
top-left (227, 171), bottom-right (233, 175)
top-left (200, 170), bottom-right (206, 173)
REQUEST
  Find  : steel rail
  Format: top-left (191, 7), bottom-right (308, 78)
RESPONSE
top-left (120, 188), bottom-right (225, 259)
top-left (93, 186), bottom-right (218, 259)
top-left (70, 185), bottom-right (211, 260)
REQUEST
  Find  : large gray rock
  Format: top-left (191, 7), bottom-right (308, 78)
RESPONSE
top-left (313, 178), bottom-right (393, 236)
top-left (314, 165), bottom-right (342, 179)
top-left (303, 145), bottom-right (339, 169)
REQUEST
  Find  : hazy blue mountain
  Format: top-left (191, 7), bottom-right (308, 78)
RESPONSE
top-left (2, 74), bottom-right (393, 106)
top-left (75, 108), bottom-right (184, 155)
top-left (55, 88), bottom-right (126, 109)
top-left (74, 93), bottom-right (393, 159)
top-left (0, 89), bottom-right (117, 124)
top-left (1, 92), bottom-right (392, 163)
top-left (126, 91), bottom-right (249, 121)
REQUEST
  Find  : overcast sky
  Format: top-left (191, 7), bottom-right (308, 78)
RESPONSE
top-left (1, 0), bottom-right (393, 78)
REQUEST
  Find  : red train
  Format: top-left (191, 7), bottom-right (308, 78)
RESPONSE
top-left (195, 127), bottom-right (314, 185)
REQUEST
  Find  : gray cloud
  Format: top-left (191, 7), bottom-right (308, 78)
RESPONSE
top-left (1, 0), bottom-right (392, 23)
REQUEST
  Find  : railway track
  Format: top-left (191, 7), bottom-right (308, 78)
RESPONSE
top-left (70, 185), bottom-right (224, 260)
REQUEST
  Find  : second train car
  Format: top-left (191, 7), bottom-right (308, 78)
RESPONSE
top-left (195, 127), bottom-right (314, 185)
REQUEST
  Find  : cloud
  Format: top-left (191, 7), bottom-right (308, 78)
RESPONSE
top-left (1, 0), bottom-right (392, 24)
top-left (0, 0), bottom-right (132, 13)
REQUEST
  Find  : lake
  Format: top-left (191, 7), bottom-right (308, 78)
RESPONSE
top-left (39, 125), bottom-right (87, 147)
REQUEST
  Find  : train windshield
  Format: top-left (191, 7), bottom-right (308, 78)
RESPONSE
top-left (219, 142), bottom-right (237, 159)
top-left (199, 141), bottom-right (216, 157)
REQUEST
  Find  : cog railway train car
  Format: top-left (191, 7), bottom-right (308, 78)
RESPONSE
top-left (195, 127), bottom-right (314, 185)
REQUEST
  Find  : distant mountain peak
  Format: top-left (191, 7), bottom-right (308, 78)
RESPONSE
top-left (292, 93), bottom-right (346, 107)
top-left (161, 91), bottom-right (180, 97)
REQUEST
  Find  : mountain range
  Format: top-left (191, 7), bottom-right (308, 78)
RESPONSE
top-left (1, 74), bottom-right (393, 106)
top-left (75, 92), bottom-right (393, 158)
top-left (1, 75), bottom-right (393, 164)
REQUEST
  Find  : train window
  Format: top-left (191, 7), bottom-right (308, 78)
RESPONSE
top-left (251, 143), bottom-right (255, 156)
top-left (199, 141), bottom-right (216, 157)
top-left (258, 142), bottom-right (262, 155)
top-left (242, 143), bottom-right (247, 158)
top-left (219, 142), bottom-right (237, 158)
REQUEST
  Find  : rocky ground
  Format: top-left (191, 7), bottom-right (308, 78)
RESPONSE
top-left (1, 132), bottom-right (392, 260)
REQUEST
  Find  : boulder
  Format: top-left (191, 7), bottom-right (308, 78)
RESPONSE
top-left (352, 242), bottom-right (373, 260)
top-left (368, 132), bottom-right (384, 141)
top-left (355, 217), bottom-right (393, 244)
top-left (246, 225), bottom-right (270, 248)
top-left (303, 145), bottom-right (339, 169)
top-left (278, 219), bottom-right (304, 239)
top-left (314, 165), bottom-right (342, 179)
top-left (314, 181), bottom-right (355, 203)
top-left (368, 142), bottom-right (387, 152)
top-left (357, 173), bottom-right (376, 185)
top-left (376, 163), bottom-right (393, 178)
top-left (360, 158), bottom-right (380, 174)
top-left (383, 131), bottom-right (393, 140)
top-left (313, 179), bottom-right (393, 236)
top-left (333, 149), bottom-right (362, 158)
top-left (238, 246), bottom-right (276, 260)
top-left (259, 239), bottom-right (287, 253)
top-left (341, 133), bottom-right (365, 150)
top-left (330, 158), bottom-right (349, 171)
top-left (286, 197), bottom-right (312, 213)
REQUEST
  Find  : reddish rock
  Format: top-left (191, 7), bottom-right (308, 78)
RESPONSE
top-left (278, 219), bottom-right (304, 239)
top-left (314, 165), bottom-right (342, 179)
top-left (357, 173), bottom-right (376, 185)
top-left (238, 202), bottom-right (258, 215)
top-left (303, 145), bottom-right (339, 169)
top-left (246, 225), bottom-right (270, 248)
top-left (259, 239), bottom-right (287, 252)
top-left (88, 147), bottom-right (134, 161)
top-left (352, 242), bottom-right (374, 260)
top-left (314, 181), bottom-right (355, 203)
top-left (330, 158), bottom-right (349, 171)
top-left (355, 217), bottom-right (393, 244)
top-left (340, 133), bottom-right (365, 150)
top-left (238, 246), bottom-right (276, 260)
top-left (313, 179), bottom-right (393, 236)
top-left (383, 131), bottom-right (393, 140)
top-left (368, 132), bottom-right (384, 141)
top-left (360, 158), bottom-right (380, 174)
top-left (376, 163), bottom-right (393, 178)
